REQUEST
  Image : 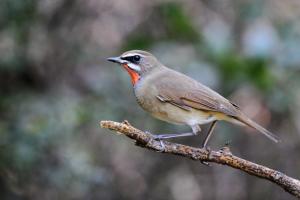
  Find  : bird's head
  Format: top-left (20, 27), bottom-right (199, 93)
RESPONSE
top-left (107, 50), bottom-right (159, 85)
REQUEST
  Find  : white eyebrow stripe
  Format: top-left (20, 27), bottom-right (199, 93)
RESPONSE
top-left (122, 53), bottom-right (144, 58)
top-left (127, 63), bottom-right (141, 71)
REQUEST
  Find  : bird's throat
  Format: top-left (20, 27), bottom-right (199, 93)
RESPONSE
top-left (122, 64), bottom-right (140, 85)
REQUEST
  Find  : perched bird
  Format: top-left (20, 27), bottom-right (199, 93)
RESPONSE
top-left (107, 50), bottom-right (279, 147)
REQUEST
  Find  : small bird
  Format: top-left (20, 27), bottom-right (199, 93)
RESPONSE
top-left (107, 50), bottom-right (279, 147)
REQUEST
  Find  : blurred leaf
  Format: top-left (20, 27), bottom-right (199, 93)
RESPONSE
top-left (245, 58), bottom-right (274, 90)
top-left (0, 0), bottom-right (37, 28)
top-left (216, 52), bottom-right (245, 79)
top-left (159, 3), bottom-right (199, 41)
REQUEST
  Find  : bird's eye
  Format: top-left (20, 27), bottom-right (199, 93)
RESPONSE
top-left (133, 55), bottom-right (141, 63)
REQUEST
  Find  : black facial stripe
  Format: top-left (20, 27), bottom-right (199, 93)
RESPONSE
top-left (121, 55), bottom-right (141, 63)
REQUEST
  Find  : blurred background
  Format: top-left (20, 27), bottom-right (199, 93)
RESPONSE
top-left (0, 0), bottom-right (300, 199)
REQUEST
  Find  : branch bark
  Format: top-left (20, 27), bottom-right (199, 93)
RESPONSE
top-left (100, 120), bottom-right (300, 198)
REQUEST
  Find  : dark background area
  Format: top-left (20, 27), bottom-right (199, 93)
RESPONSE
top-left (0, 0), bottom-right (300, 199)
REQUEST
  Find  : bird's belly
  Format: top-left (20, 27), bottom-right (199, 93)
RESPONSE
top-left (150, 103), bottom-right (216, 126)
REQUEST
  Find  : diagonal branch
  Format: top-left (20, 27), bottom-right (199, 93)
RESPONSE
top-left (100, 120), bottom-right (300, 198)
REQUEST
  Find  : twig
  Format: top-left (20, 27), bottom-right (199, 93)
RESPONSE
top-left (100, 120), bottom-right (300, 198)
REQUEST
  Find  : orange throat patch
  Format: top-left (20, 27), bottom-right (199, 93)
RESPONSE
top-left (122, 64), bottom-right (140, 85)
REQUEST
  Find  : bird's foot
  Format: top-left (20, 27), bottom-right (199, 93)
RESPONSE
top-left (153, 135), bottom-right (166, 152)
top-left (200, 160), bottom-right (211, 167)
top-left (200, 145), bottom-right (211, 166)
top-left (201, 143), bottom-right (211, 152)
top-left (146, 131), bottom-right (166, 152)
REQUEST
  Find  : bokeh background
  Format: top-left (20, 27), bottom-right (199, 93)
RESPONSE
top-left (1, 0), bottom-right (300, 199)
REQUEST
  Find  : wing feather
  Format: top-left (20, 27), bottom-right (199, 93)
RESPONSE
top-left (155, 70), bottom-right (239, 117)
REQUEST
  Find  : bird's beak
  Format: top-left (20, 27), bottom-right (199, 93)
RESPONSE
top-left (107, 56), bottom-right (126, 64)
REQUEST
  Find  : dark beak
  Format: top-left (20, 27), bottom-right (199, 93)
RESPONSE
top-left (107, 56), bottom-right (124, 64)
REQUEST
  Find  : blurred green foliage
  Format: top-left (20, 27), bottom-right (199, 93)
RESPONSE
top-left (124, 2), bottom-right (199, 50)
top-left (0, 0), bottom-right (37, 70)
top-left (213, 52), bottom-right (274, 93)
top-left (159, 3), bottom-right (199, 41)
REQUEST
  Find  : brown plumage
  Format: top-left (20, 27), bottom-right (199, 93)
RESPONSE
top-left (107, 50), bottom-right (280, 146)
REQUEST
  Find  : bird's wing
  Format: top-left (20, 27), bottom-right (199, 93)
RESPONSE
top-left (156, 71), bottom-right (239, 117)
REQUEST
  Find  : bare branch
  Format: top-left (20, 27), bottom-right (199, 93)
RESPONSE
top-left (100, 120), bottom-right (300, 198)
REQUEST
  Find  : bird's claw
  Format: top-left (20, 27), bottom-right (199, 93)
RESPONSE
top-left (157, 140), bottom-right (166, 152)
top-left (200, 161), bottom-right (211, 167)
top-left (145, 131), bottom-right (166, 152)
top-left (153, 135), bottom-right (165, 152)
top-left (200, 145), bottom-right (211, 166)
top-left (153, 137), bottom-right (166, 152)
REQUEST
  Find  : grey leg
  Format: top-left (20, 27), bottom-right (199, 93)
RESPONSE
top-left (153, 124), bottom-right (201, 140)
top-left (153, 132), bottom-right (196, 140)
top-left (150, 126), bottom-right (200, 151)
top-left (202, 121), bottom-right (217, 148)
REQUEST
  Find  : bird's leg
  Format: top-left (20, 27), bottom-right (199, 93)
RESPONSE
top-left (202, 121), bottom-right (217, 148)
top-left (149, 126), bottom-right (200, 152)
top-left (190, 124), bottom-right (210, 166)
top-left (152, 124), bottom-right (201, 140)
top-left (150, 126), bottom-right (201, 151)
top-left (152, 132), bottom-right (197, 140)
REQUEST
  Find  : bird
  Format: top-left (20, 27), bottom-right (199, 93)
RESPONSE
top-left (107, 50), bottom-right (280, 148)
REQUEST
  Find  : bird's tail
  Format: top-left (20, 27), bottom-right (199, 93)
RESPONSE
top-left (232, 113), bottom-right (280, 143)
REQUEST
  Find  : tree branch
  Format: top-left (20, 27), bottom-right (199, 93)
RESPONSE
top-left (100, 120), bottom-right (300, 198)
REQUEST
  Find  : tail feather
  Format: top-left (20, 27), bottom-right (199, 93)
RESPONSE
top-left (235, 114), bottom-right (280, 143)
